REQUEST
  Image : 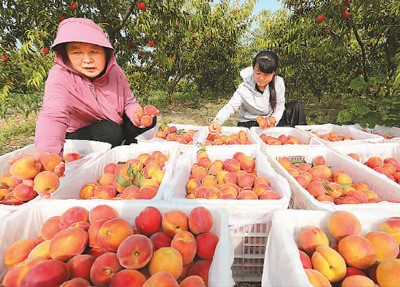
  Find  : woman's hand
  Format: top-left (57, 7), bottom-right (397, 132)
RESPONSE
top-left (209, 121), bottom-right (222, 134)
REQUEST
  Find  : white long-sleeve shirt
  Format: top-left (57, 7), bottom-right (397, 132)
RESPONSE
top-left (213, 66), bottom-right (285, 125)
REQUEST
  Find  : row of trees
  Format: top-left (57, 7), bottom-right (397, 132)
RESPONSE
top-left (1, 0), bottom-right (399, 126)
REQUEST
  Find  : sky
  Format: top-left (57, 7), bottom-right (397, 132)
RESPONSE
top-left (253, 0), bottom-right (282, 15)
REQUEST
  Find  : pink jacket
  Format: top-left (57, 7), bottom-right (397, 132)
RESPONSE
top-left (35, 18), bottom-right (141, 155)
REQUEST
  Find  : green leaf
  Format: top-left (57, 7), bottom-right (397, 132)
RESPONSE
top-left (115, 173), bottom-right (131, 188)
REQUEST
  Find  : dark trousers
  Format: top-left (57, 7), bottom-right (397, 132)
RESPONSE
top-left (237, 101), bottom-right (307, 128)
top-left (66, 114), bottom-right (157, 147)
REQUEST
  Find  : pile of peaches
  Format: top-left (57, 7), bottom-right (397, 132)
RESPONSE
top-left (0, 151), bottom-right (65, 205)
top-left (256, 116), bottom-right (276, 129)
top-left (133, 105), bottom-right (159, 128)
top-left (347, 153), bottom-right (400, 184)
top-left (186, 150), bottom-right (281, 200)
top-left (259, 133), bottom-right (305, 145)
top-left (155, 123), bottom-right (198, 144)
top-left (79, 151), bottom-right (168, 200)
top-left (2, 204), bottom-right (218, 286)
top-left (205, 130), bottom-right (252, 145)
top-left (278, 155), bottom-right (398, 204)
top-left (311, 131), bottom-right (354, 142)
top-left (297, 210), bottom-right (400, 287)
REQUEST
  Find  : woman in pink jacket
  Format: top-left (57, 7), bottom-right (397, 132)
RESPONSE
top-left (35, 18), bottom-right (156, 155)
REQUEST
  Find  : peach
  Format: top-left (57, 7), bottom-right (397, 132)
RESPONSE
top-left (4, 238), bottom-right (39, 267)
top-left (135, 206), bottom-right (162, 236)
top-left (89, 204), bottom-right (118, 224)
top-left (13, 182), bottom-right (38, 201)
top-left (143, 271), bottom-right (179, 287)
top-left (121, 185), bottom-right (140, 199)
top-left (342, 275), bottom-right (375, 287)
top-left (148, 247), bottom-right (183, 279)
top-left (287, 167), bottom-right (300, 177)
top-left (19, 259), bottom-right (69, 287)
top-left (103, 162), bottom-right (118, 174)
top-left (110, 269), bottom-right (147, 287)
top-left (186, 178), bottom-right (201, 194)
top-left (196, 232), bottom-right (219, 261)
top-left (316, 194), bottom-right (335, 203)
top-left (6, 175), bottom-right (23, 189)
top-left (41, 216), bottom-right (61, 240)
top-left (188, 206), bottom-right (213, 235)
top-left (299, 250), bottom-right (312, 269)
top-left (365, 231), bottom-right (399, 261)
top-left (98, 172), bottom-right (116, 186)
top-left (38, 152), bottom-right (63, 172)
top-left (27, 239), bottom-right (51, 259)
top-left (191, 166), bottom-right (207, 181)
top-left (171, 231), bottom-right (197, 264)
top-left (66, 254), bottom-right (95, 281)
top-left (278, 157), bottom-right (292, 170)
top-left (216, 170), bottom-right (228, 184)
top-left (338, 235), bottom-right (377, 270)
top-left (59, 206), bottom-right (89, 230)
top-left (201, 174), bottom-right (218, 188)
top-left (49, 227), bottom-right (88, 261)
top-left (327, 210), bottom-right (362, 242)
top-left (137, 186), bottom-right (158, 199)
top-left (304, 268), bottom-right (332, 287)
top-left (223, 172), bottom-right (238, 185)
top-left (180, 275), bottom-right (206, 287)
top-left (79, 181), bottom-right (100, 199)
top-left (116, 234), bottom-right (153, 269)
top-left (333, 171), bottom-right (353, 186)
top-left (196, 156), bottom-right (212, 169)
top-left (140, 115), bottom-right (153, 127)
top-left (1, 172), bottom-right (12, 186)
top-left (346, 266), bottom-right (367, 277)
top-left (346, 189), bottom-right (368, 203)
top-left (90, 252), bottom-right (123, 286)
top-left (379, 217), bottom-right (400, 245)
top-left (193, 186), bottom-right (207, 198)
top-left (313, 155), bottom-right (326, 166)
top-left (311, 245), bottom-right (346, 282)
top-left (187, 260), bottom-right (211, 286)
top-left (59, 278), bottom-right (91, 287)
top-left (298, 226), bottom-right (329, 255)
top-left (33, 171), bottom-right (60, 197)
top-left (63, 152), bottom-right (82, 163)
top-left (150, 231), bottom-right (172, 251)
top-left (239, 155), bottom-right (256, 173)
top-left (324, 182), bottom-right (343, 198)
top-left (203, 187), bottom-right (219, 199)
top-left (252, 183), bottom-right (271, 197)
top-left (10, 156), bottom-right (41, 180)
top-left (151, 169), bottom-right (165, 185)
top-left (2, 257), bottom-right (48, 287)
top-left (306, 180), bottom-right (326, 198)
top-left (238, 189), bottom-right (258, 200)
top-left (223, 158), bottom-right (241, 172)
top-left (94, 185), bottom-right (117, 199)
top-left (352, 181), bottom-right (369, 191)
top-left (237, 172), bottom-right (256, 188)
top-left (364, 156), bottom-right (384, 169)
top-left (376, 258), bottom-right (400, 287)
top-left (347, 153), bottom-right (361, 162)
top-left (162, 210), bottom-right (189, 237)
top-left (97, 218), bottom-right (134, 252)
top-left (143, 162), bottom-right (161, 179)
top-left (259, 190), bottom-right (281, 200)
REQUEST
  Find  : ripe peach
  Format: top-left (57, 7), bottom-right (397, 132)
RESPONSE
top-left (110, 269), bottom-right (147, 287)
top-left (59, 206), bottom-right (89, 230)
top-left (287, 167), bottom-right (300, 177)
top-left (237, 189), bottom-right (258, 200)
top-left (88, 218), bottom-right (107, 248)
top-left (196, 232), bottom-right (219, 261)
top-left (338, 235), bottom-right (377, 270)
top-left (150, 231), bottom-right (172, 251)
top-left (33, 171), bottom-right (60, 197)
top-left (188, 260), bottom-right (211, 286)
top-left (19, 259), bottom-right (69, 287)
top-left (171, 231), bottom-right (197, 265)
top-left (140, 115), bottom-right (153, 127)
top-left (304, 268), bottom-right (332, 287)
top-left (239, 155), bottom-right (255, 173)
top-left (364, 156), bottom-right (384, 169)
top-left (60, 278), bottom-right (91, 287)
top-left (66, 254), bottom-right (95, 281)
top-left (345, 266), bottom-right (367, 277)
top-left (188, 206), bottom-right (213, 235)
top-left (335, 196), bottom-right (361, 204)
top-left (237, 172), bottom-right (256, 188)
top-left (121, 185), bottom-right (140, 199)
top-left (10, 156), bottom-right (41, 180)
top-left (376, 258), bottom-right (400, 287)
top-left (27, 240), bottom-right (51, 259)
top-left (4, 238), bottom-right (39, 267)
top-left (13, 182), bottom-right (38, 201)
top-left (116, 234), bottom-right (153, 269)
top-left (327, 210), bottom-right (362, 242)
top-left (379, 217), bottom-right (400, 245)
top-left (196, 156), bottom-right (212, 169)
top-left (252, 183), bottom-right (271, 197)
top-left (103, 162), bottom-right (118, 174)
top-left (306, 180), bottom-right (326, 198)
top-left (41, 216), bottom-right (61, 240)
top-left (313, 155), bottom-right (326, 166)
top-left (63, 152), bottom-right (82, 163)
top-left (143, 162), bottom-right (161, 179)
top-left (79, 182), bottom-right (100, 199)
top-left (299, 250), bottom-right (312, 269)
top-left (97, 218), bottom-right (134, 252)
top-left (347, 153), bottom-right (361, 162)
top-left (324, 182), bottom-right (343, 198)
top-left (186, 178), bottom-right (201, 194)
top-left (143, 271), bottom-right (179, 287)
top-left (342, 275), bottom-right (375, 287)
top-left (201, 174), bottom-right (218, 188)
top-left (38, 152), bottom-right (63, 172)
top-left (144, 104), bottom-right (159, 117)
top-left (90, 252), bottom-right (123, 286)
top-left (49, 227), bottom-right (88, 261)
top-left (2, 257), bottom-right (47, 287)
top-left (89, 204), bottom-right (118, 224)
top-left (316, 194), bottom-right (335, 203)
top-left (365, 231), bottom-right (399, 261)
top-left (311, 245), bottom-right (347, 282)
top-left (135, 206), bottom-right (162, 236)
top-left (94, 185), bottom-right (117, 199)
top-left (148, 247), bottom-right (183, 279)
top-left (298, 226), bottom-right (329, 255)
top-left (223, 171), bottom-right (238, 185)
top-left (191, 166), bottom-right (207, 181)
top-left (278, 157), bottom-right (292, 170)
top-left (333, 171), bottom-right (352, 186)
top-left (180, 275), bottom-right (206, 287)
top-left (98, 172), bottom-right (116, 186)
top-left (259, 190), bottom-right (281, 200)
top-left (223, 158), bottom-right (241, 172)
top-left (162, 210), bottom-right (189, 237)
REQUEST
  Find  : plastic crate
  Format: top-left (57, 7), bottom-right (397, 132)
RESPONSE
top-left (231, 222), bottom-right (271, 282)
top-left (265, 144), bottom-right (400, 211)
top-left (165, 145), bottom-right (291, 283)
top-left (203, 126), bottom-right (260, 146)
top-left (135, 123), bottom-right (207, 153)
top-left (295, 123), bottom-right (383, 146)
top-left (349, 124), bottom-right (400, 142)
top-left (262, 208), bottom-right (400, 287)
top-left (0, 199), bottom-right (235, 287)
top-left (51, 142), bottom-right (180, 200)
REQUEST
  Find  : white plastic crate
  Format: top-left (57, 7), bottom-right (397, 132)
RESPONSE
top-left (295, 123), bottom-right (383, 146)
top-left (165, 145), bottom-right (291, 282)
top-left (202, 126), bottom-right (260, 146)
top-left (349, 124), bottom-right (400, 142)
top-left (266, 144), bottom-right (400, 211)
top-left (0, 199), bottom-right (235, 287)
top-left (51, 142), bottom-right (180, 200)
top-left (135, 123), bottom-right (207, 153)
top-left (262, 208), bottom-right (400, 287)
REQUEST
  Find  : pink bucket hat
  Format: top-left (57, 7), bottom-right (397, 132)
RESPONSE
top-left (51, 18), bottom-right (113, 50)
